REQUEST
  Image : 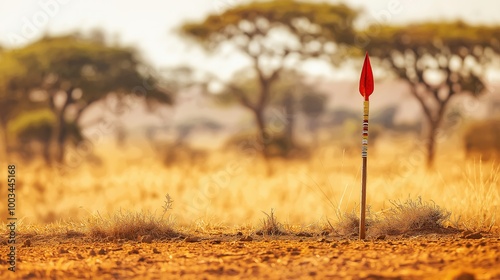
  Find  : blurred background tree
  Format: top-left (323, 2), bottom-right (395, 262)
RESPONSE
top-left (0, 3), bottom-right (499, 169)
top-left (0, 48), bottom-right (27, 161)
top-left (181, 0), bottom-right (357, 158)
top-left (0, 34), bottom-right (173, 163)
top-left (217, 69), bottom-right (327, 158)
top-left (365, 21), bottom-right (500, 168)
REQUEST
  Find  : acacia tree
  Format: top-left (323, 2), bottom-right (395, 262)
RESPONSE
top-left (216, 69), bottom-right (326, 157)
top-left (364, 21), bottom-right (500, 168)
top-left (0, 51), bottom-right (25, 161)
top-left (268, 70), bottom-right (327, 153)
top-left (6, 34), bottom-right (172, 163)
top-left (0, 48), bottom-right (46, 161)
top-left (181, 0), bottom-right (357, 158)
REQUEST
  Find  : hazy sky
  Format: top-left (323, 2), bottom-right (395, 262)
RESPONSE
top-left (1, 0), bottom-right (499, 80)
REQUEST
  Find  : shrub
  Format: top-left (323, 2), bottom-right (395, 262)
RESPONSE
top-left (87, 194), bottom-right (178, 240)
top-left (464, 119), bottom-right (500, 160)
top-left (372, 197), bottom-right (451, 235)
top-left (256, 209), bottom-right (286, 235)
top-left (335, 207), bottom-right (375, 236)
top-left (8, 109), bottom-right (55, 144)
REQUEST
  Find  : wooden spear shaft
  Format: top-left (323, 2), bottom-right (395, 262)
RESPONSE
top-left (360, 100), bottom-right (369, 240)
top-left (358, 52), bottom-right (373, 240)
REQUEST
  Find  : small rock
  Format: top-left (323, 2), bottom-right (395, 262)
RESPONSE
top-left (321, 231), bottom-right (330, 236)
top-left (128, 249), bottom-right (140, 254)
top-left (211, 240), bottom-right (222, 244)
top-left (296, 232), bottom-right (313, 237)
top-left (76, 253), bottom-right (84, 260)
top-left (23, 239), bottom-right (32, 247)
top-left (138, 256), bottom-right (146, 262)
top-left (141, 235), bottom-right (153, 244)
top-left (98, 248), bottom-right (107, 255)
top-left (240, 236), bottom-right (253, 242)
top-left (465, 232), bottom-right (482, 239)
top-left (59, 248), bottom-right (69, 254)
top-left (89, 249), bottom-right (97, 256)
top-left (153, 248), bottom-right (161, 254)
top-left (236, 232), bottom-right (243, 236)
top-left (184, 236), bottom-right (201, 243)
top-left (309, 271), bottom-right (317, 276)
top-left (376, 235), bottom-right (386, 240)
top-left (461, 230), bottom-right (473, 238)
top-left (290, 250), bottom-right (301, 256)
top-left (452, 271), bottom-right (475, 280)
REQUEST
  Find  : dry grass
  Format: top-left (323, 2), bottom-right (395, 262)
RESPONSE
top-left (256, 209), bottom-right (286, 235)
top-left (448, 161), bottom-right (499, 232)
top-left (370, 197), bottom-right (451, 236)
top-left (2, 136), bottom-right (499, 234)
top-left (86, 194), bottom-right (179, 240)
top-left (333, 197), bottom-right (452, 237)
top-left (334, 207), bottom-right (376, 236)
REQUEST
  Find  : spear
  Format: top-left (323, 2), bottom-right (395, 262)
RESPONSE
top-left (358, 52), bottom-right (374, 240)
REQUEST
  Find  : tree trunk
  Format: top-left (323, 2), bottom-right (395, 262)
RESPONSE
top-left (309, 117), bottom-right (319, 148)
top-left (425, 106), bottom-right (447, 169)
top-left (426, 121), bottom-right (438, 169)
top-left (42, 141), bottom-right (51, 164)
top-left (55, 111), bottom-right (67, 163)
top-left (283, 93), bottom-right (294, 156)
top-left (252, 108), bottom-right (269, 159)
top-left (52, 87), bottom-right (74, 163)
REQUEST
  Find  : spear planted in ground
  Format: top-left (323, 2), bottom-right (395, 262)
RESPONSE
top-left (359, 52), bottom-right (374, 240)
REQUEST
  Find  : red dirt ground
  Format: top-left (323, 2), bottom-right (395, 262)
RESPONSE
top-left (1, 232), bottom-right (499, 279)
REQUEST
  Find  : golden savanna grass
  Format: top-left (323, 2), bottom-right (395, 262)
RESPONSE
top-left (2, 135), bottom-right (499, 236)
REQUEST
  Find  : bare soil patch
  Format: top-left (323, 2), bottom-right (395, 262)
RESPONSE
top-left (1, 232), bottom-right (499, 279)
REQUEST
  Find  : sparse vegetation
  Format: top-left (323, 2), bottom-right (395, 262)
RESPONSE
top-left (5, 139), bottom-right (498, 234)
top-left (87, 194), bottom-right (178, 240)
top-left (256, 209), bottom-right (286, 236)
top-left (334, 197), bottom-right (452, 237)
top-left (450, 162), bottom-right (499, 232)
top-left (464, 119), bottom-right (500, 160)
top-left (371, 197), bottom-right (451, 236)
top-left (335, 208), bottom-right (375, 236)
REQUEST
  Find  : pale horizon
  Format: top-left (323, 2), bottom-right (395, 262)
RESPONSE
top-left (1, 0), bottom-right (500, 81)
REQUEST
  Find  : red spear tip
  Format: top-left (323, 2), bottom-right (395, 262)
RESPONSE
top-left (359, 52), bottom-right (374, 101)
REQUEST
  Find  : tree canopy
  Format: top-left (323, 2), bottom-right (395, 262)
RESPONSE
top-left (181, 0), bottom-right (358, 158)
top-left (0, 34), bottom-right (173, 163)
top-left (9, 35), bottom-right (172, 108)
top-left (364, 21), bottom-right (500, 167)
top-left (182, 0), bottom-right (358, 54)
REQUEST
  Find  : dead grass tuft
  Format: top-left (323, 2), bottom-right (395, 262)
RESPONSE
top-left (87, 194), bottom-right (179, 240)
top-left (335, 207), bottom-right (375, 236)
top-left (372, 197), bottom-right (451, 236)
top-left (333, 198), bottom-right (452, 237)
top-left (256, 209), bottom-right (287, 235)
